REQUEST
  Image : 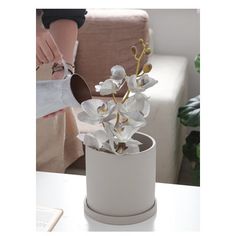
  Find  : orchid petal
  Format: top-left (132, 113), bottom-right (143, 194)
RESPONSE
top-left (79, 99), bottom-right (116, 125)
top-left (81, 99), bottom-right (104, 117)
top-left (77, 133), bottom-right (85, 142)
top-left (100, 142), bottom-right (113, 153)
top-left (110, 65), bottom-right (126, 81)
top-left (93, 129), bottom-right (109, 144)
top-left (83, 133), bottom-right (101, 149)
top-left (118, 126), bottom-right (140, 141)
top-left (123, 93), bottom-right (150, 118)
top-left (126, 138), bottom-right (142, 146)
top-left (77, 111), bottom-right (101, 124)
top-left (122, 111), bottom-right (146, 128)
top-left (103, 122), bottom-right (117, 153)
top-left (95, 79), bottom-right (119, 95)
top-left (102, 113), bottom-right (116, 122)
top-left (141, 74), bottom-right (158, 90)
top-left (111, 122), bottom-right (141, 142)
top-left (126, 74), bottom-right (158, 93)
top-left (78, 129), bottom-right (109, 150)
top-left (126, 74), bottom-right (137, 92)
top-left (123, 144), bottom-right (140, 154)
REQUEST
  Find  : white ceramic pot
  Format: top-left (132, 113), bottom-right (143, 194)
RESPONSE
top-left (36, 73), bottom-right (91, 118)
top-left (84, 132), bottom-right (157, 225)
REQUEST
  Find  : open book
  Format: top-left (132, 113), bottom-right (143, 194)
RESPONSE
top-left (36, 206), bottom-right (63, 232)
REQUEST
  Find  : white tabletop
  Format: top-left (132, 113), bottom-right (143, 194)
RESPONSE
top-left (36, 171), bottom-right (200, 231)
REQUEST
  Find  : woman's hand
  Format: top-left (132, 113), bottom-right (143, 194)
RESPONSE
top-left (36, 27), bottom-right (62, 66)
top-left (36, 17), bottom-right (65, 118)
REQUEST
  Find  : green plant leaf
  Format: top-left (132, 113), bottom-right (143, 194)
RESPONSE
top-left (186, 131), bottom-right (200, 144)
top-left (195, 54), bottom-right (200, 73)
top-left (183, 131), bottom-right (200, 162)
top-left (178, 95), bottom-right (200, 127)
top-left (196, 143), bottom-right (200, 159)
top-left (193, 168), bottom-right (200, 186)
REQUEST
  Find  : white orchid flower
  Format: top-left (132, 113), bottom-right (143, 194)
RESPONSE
top-left (115, 137), bottom-right (141, 154)
top-left (117, 110), bottom-right (147, 128)
top-left (101, 141), bottom-right (140, 154)
top-left (95, 79), bottom-right (119, 96)
top-left (102, 122), bottom-right (117, 153)
top-left (120, 93), bottom-right (150, 118)
top-left (126, 74), bottom-right (158, 93)
top-left (112, 123), bottom-right (141, 143)
top-left (107, 111), bottom-right (146, 143)
top-left (77, 99), bottom-right (116, 124)
top-left (78, 130), bottom-right (108, 150)
top-left (95, 65), bottom-right (126, 96)
top-left (103, 122), bottom-right (141, 154)
top-left (110, 65), bottom-right (126, 81)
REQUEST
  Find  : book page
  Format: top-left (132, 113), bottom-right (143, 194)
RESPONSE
top-left (36, 206), bottom-right (63, 232)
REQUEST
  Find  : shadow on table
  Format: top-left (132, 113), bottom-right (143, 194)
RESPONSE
top-left (84, 213), bottom-right (156, 231)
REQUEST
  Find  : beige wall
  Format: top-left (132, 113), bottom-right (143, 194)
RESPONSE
top-left (145, 9), bottom-right (200, 99)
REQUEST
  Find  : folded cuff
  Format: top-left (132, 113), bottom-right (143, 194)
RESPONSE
top-left (42, 9), bottom-right (87, 29)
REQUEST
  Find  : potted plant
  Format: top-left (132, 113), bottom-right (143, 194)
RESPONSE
top-left (77, 39), bottom-right (158, 225)
top-left (178, 54), bottom-right (200, 186)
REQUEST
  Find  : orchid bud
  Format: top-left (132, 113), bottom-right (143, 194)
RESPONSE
top-left (131, 46), bottom-right (137, 55)
top-left (139, 38), bottom-right (144, 44)
top-left (143, 63), bottom-right (152, 73)
top-left (145, 48), bottom-right (152, 55)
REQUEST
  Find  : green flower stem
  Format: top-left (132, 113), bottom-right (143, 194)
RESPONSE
top-left (112, 93), bottom-right (118, 104)
top-left (121, 89), bottom-right (130, 104)
top-left (115, 112), bottom-right (120, 127)
top-left (112, 93), bottom-right (120, 129)
top-left (121, 46), bottom-right (146, 104)
top-left (135, 46), bottom-right (146, 75)
top-left (137, 71), bottom-right (145, 77)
